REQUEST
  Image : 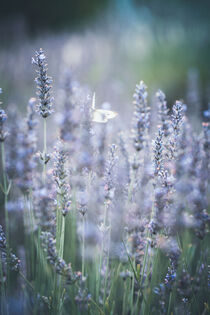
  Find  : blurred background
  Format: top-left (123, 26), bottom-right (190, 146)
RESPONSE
top-left (0, 0), bottom-right (210, 121)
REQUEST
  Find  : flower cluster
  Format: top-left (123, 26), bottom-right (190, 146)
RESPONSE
top-left (171, 101), bottom-right (183, 136)
top-left (0, 90), bottom-right (8, 142)
top-left (156, 90), bottom-right (170, 137)
top-left (75, 277), bottom-right (91, 310)
top-left (132, 81), bottom-right (150, 152)
top-left (0, 225), bottom-right (20, 272)
top-left (153, 128), bottom-right (164, 176)
top-left (53, 140), bottom-right (71, 216)
top-left (104, 144), bottom-right (118, 201)
top-left (59, 72), bottom-right (80, 144)
top-left (33, 179), bottom-right (56, 232)
top-left (41, 231), bottom-right (80, 284)
top-left (17, 98), bottom-right (38, 193)
top-left (32, 48), bottom-right (53, 118)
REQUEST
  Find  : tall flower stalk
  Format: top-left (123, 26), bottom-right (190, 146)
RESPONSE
top-left (77, 184), bottom-right (88, 278)
top-left (53, 140), bottom-right (71, 258)
top-left (32, 48), bottom-right (53, 183)
top-left (0, 91), bottom-right (11, 293)
top-left (168, 100), bottom-right (183, 160)
top-left (97, 144), bottom-right (117, 304)
top-left (130, 81), bottom-right (150, 200)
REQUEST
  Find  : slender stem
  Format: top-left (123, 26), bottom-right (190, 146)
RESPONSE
top-left (141, 230), bottom-right (149, 285)
top-left (167, 291), bottom-right (172, 315)
top-left (59, 215), bottom-right (65, 259)
top-left (122, 281), bottom-right (127, 315)
top-left (4, 194), bottom-right (9, 250)
top-left (130, 274), bottom-right (135, 315)
top-left (1, 142), bottom-right (6, 190)
top-left (56, 205), bottom-right (61, 251)
top-left (1, 142), bottom-right (10, 298)
top-left (43, 118), bottom-right (47, 183)
top-left (90, 298), bottom-right (105, 315)
top-left (56, 194), bottom-right (65, 258)
top-left (128, 169), bottom-right (135, 202)
top-left (19, 271), bottom-right (35, 291)
top-left (28, 191), bottom-right (35, 278)
top-left (55, 206), bottom-right (66, 313)
top-left (1, 142), bottom-right (9, 243)
top-left (103, 218), bottom-right (111, 305)
top-left (19, 271), bottom-right (56, 312)
top-left (107, 263), bottom-right (122, 303)
top-left (0, 258), bottom-right (7, 315)
top-left (82, 215), bottom-right (85, 277)
top-left (97, 202), bottom-right (108, 301)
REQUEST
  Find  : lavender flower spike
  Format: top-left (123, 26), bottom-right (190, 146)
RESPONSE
top-left (168, 100), bottom-right (183, 159)
top-left (132, 81), bottom-right (150, 151)
top-left (171, 100), bottom-right (183, 137)
top-left (156, 90), bottom-right (170, 137)
top-left (32, 48), bottom-right (53, 118)
top-left (154, 128), bottom-right (164, 176)
top-left (0, 225), bottom-right (20, 272)
top-left (41, 231), bottom-right (79, 284)
top-left (0, 89), bottom-right (8, 142)
top-left (53, 140), bottom-right (71, 216)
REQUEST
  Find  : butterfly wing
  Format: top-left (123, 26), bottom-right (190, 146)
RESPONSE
top-left (96, 109), bottom-right (118, 119)
top-left (92, 110), bottom-right (108, 123)
top-left (92, 92), bottom-right (96, 110)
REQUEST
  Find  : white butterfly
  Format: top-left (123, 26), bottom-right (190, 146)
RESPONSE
top-left (92, 93), bottom-right (118, 123)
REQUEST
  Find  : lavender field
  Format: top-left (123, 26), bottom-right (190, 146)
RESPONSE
top-left (0, 1), bottom-right (210, 315)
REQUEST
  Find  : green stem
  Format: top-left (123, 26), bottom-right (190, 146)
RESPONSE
top-left (97, 202), bottom-right (108, 302)
top-left (24, 193), bottom-right (35, 279)
top-left (55, 207), bottom-right (65, 313)
top-left (141, 230), bottom-right (149, 286)
top-left (1, 142), bottom-right (9, 243)
top-left (90, 298), bottom-right (105, 315)
top-left (167, 291), bottom-right (172, 315)
top-left (19, 271), bottom-right (35, 292)
top-left (130, 275), bottom-right (135, 315)
top-left (128, 169), bottom-right (135, 202)
top-left (122, 281), bottom-right (127, 315)
top-left (1, 142), bottom-right (10, 301)
top-left (56, 194), bottom-right (66, 259)
top-left (0, 258), bottom-right (7, 315)
top-left (107, 263), bottom-right (122, 303)
top-left (59, 215), bottom-right (65, 259)
top-left (43, 118), bottom-right (47, 183)
top-left (82, 215), bottom-right (85, 277)
top-left (1, 142), bottom-right (6, 189)
top-left (103, 218), bottom-right (111, 306)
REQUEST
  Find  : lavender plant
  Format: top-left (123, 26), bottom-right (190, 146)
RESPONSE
top-left (32, 48), bottom-right (53, 182)
top-left (0, 49), bottom-right (209, 315)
